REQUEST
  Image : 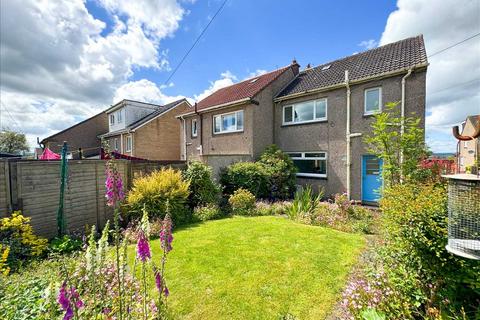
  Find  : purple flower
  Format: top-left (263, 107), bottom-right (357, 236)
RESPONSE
top-left (154, 270), bottom-right (163, 293)
top-left (105, 165), bottom-right (125, 207)
top-left (160, 214), bottom-right (173, 253)
top-left (164, 285), bottom-right (169, 297)
top-left (136, 231), bottom-right (151, 262)
top-left (57, 283), bottom-right (83, 320)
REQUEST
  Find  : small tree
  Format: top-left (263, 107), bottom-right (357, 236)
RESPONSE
top-left (364, 102), bottom-right (428, 186)
top-left (0, 130), bottom-right (29, 154)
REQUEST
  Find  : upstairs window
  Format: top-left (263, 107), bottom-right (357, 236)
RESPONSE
top-left (125, 135), bottom-right (132, 152)
top-left (213, 110), bottom-right (244, 134)
top-left (364, 87), bottom-right (382, 115)
top-left (192, 119), bottom-right (198, 137)
top-left (283, 98), bottom-right (327, 125)
top-left (117, 110), bottom-right (122, 123)
top-left (110, 114), bottom-right (115, 125)
top-left (287, 152), bottom-right (327, 178)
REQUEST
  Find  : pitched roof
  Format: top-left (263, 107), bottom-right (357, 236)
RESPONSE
top-left (277, 35), bottom-right (428, 99)
top-left (127, 98), bottom-right (189, 129)
top-left (100, 98), bottom-right (189, 138)
top-left (196, 65), bottom-right (293, 111)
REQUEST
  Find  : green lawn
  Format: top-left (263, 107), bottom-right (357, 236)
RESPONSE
top-left (131, 216), bottom-right (365, 319)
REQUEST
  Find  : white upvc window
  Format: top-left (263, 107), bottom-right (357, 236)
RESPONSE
top-left (283, 98), bottom-right (327, 125)
top-left (117, 110), bottom-right (122, 123)
top-left (463, 141), bottom-right (468, 148)
top-left (287, 152), bottom-right (327, 178)
top-left (125, 135), bottom-right (132, 152)
top-left (110, 114), bottom-right (115, 125)
top-left (364, 87), bottom-right (382, 115)
top-left (213, 110), bottom-right (244, 134)
top-left (113, 138), bottom-right (119, 151)
top-left (191, 119), bottom-right (198, 137)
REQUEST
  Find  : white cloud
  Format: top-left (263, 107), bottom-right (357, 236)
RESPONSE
top-left (194, 71), bottom-right (237, 102)
top-left (245, 69), bottom-right (268, 79)
top-left (358, 39), bottom-right (378, 50)
top-left (380, 0), bottom-right (480, 152)
top-left (113, 79), bottom-right (187, 105)
top-left (0, 0), bottom-right (187, 151)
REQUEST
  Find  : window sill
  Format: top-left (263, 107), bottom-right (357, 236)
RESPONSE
top-left (281, 119), bottom-right (328, 127)
top-left (363, 112), bottom-right (380, 118)
top-left (296, 173), bottom-right (327, 180)
top-left (212, 130), bottom-right (244, 136)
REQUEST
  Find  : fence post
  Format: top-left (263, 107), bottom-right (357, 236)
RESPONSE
top-left (57, 142), bottom-right (68, 236)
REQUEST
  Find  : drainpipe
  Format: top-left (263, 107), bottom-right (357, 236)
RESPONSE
top-left (345, 70), bottom-right (362, 201)
top-left (194, 103), bottom-right (203, 156)
top-left (400, 69), bottom-right (413, 178)
top-left (180, 115), bottom-right (187, 161)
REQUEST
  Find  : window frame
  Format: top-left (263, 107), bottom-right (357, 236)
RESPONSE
top-left (125, 135), bottom-right (132, 152)
top-left (287, 151), bottom-right (328, 178)
top-left (212, 110), bottom-right (244, 134)
top-left (113, 138), bottom-right (119, 151)
top-left (110, 114), bottom-right (115, 125)
top-left (282, 98), bottom-right (328, 125)
top-left (364, 87), bottom-right (382, 115)
top-left (191, 119), bottom-right (198, 138)
top-left (117, 110), bottom-right (122, 123)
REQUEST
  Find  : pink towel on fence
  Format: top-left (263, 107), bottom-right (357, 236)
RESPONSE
top-left (39, 147), bottom-right (61, 160)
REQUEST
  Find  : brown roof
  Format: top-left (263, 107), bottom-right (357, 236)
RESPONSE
top-left (196, 65), bottom-right (293, 111)
top-left (277, 35), bottom-right (428, 98)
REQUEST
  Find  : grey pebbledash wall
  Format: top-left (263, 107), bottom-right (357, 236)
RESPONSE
top-left (275, 70), bottom-right (427, 199)
top-left (0, 159), bottom-right (185, 238)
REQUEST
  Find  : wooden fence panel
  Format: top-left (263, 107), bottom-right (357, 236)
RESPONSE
top-left (7, 159), bottom-right (183, 238)
top-left (0, 161), bottom-right (10, 217)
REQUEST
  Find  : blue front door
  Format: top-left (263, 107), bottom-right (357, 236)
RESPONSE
top-left (362, 155), bottom-right (383, 202)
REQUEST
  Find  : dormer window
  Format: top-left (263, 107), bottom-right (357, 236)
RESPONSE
top-left (110, 114), bottom-right (115, 125)
top-left (117, 110), bottom-right (122, 123)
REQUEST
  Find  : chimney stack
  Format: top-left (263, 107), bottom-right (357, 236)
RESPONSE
top-left (291, 58), bottom-right (300, 75)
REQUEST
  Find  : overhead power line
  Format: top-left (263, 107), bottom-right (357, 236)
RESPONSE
top-left (163, 0), bottom-right (229, 86)
top-left (427, 32), bottom-right (480, 58)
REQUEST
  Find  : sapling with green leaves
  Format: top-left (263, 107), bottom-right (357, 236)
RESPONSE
top-left (363, 102), bottom-right (429, 187)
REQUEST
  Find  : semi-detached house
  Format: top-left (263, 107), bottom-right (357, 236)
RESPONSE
top-left (180, 35), bottom-right (428, 203)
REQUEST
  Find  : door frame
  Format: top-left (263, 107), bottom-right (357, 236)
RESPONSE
top-left (361, 155), bottom-right (383, 205)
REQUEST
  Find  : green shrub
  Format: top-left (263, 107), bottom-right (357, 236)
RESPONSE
top-left (48, 235), bottom-right (82, 255)
top-left (127, 168), bottom-right (190, 224)
top-left (183, 161), bottom-right (220, 208)
top-left (193, 204), bottom-right (223, 221)
top-left (0, 211), bottom-right (48, 272)
top-left (228, 188), bottom-right (256, 216)
top-left (286, 186), bottom-right (322, 221)
top-left (258, 145), bottom-right (297, 199)
top-left (379, 183), bottom-right (480, 317)
top-left (220, 162), bottom-right (269, 198)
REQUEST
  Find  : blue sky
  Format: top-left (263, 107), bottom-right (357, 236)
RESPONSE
top-left (0, 0), bottom-right (479, 152)
top-left (86, 0), bottom-right (397, 98)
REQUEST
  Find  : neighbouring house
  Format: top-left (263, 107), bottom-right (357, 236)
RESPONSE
top-left (178, 61), bottom-right (300, 175)
top-left (40, 111), bottom-right (108, 159)
top-left (99, 98), bottom-right (192, 160)
top-left (180, 35), bottom-right (428, 203)
top-left (457, 115), bottom-right (480, 173)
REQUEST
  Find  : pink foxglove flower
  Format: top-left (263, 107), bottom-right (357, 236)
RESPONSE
top-left (154, 270), bottom-right (163, 293)
top-left (160, 214), bottom-right (173, 253)
top-left (136, 231), bottom-right (151, 262)
top-left (57, 282), bottom-right (83, 320)
top-left (105, 165), bottom-right (125, 207)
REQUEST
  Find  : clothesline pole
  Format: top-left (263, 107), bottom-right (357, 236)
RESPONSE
top-left (56, 141), bottom-right (68, 236)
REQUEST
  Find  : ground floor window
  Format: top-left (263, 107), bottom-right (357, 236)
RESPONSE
top-left (125, 135), bottom-right (132, 152)
top-left (287, 152), bottom-right (327, 178)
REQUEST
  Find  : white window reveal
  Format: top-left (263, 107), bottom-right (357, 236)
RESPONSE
top-left (110, 114), bottom-right (115, 125)
top-left (192, 119), bottom-right (198, 137)
top-left (288, 152), bottom-right (327, 178)
top-left (125, 135), bottom-right (132, 152)
top-left (213, 110), bottom-right (244, 134)
top-left (283, 98), bottom-right (327, 125)
top-left (364, 87), bottom-right (382, 115)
